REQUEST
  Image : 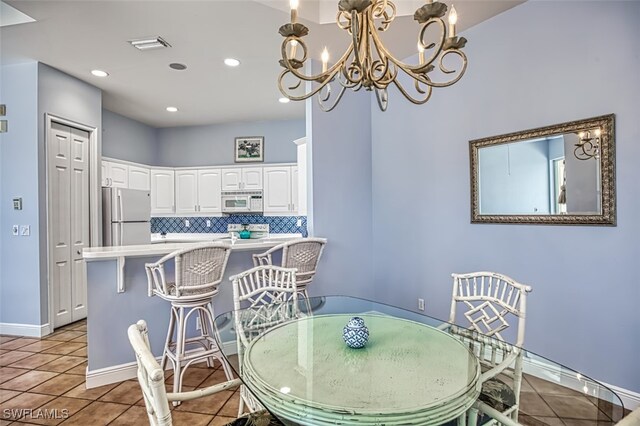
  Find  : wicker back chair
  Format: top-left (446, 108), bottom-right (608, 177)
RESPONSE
top-left (144, 243), bottom-right (234, 402)
top-left (252, 238), bottom-right (326, 298)
top-left (127, 320), bottom-right (240, 426)
top-left (230, 265), bottom-right (298, 417)
top-left (449, 272), bottom-right (532, 425)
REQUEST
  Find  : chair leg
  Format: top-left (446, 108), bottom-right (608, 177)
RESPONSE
top-left (238, 386), bottom-right (246, 418)
top-left (204, 302), bottom-right (234, 381)
top-left (161, 308), bottom-right (176, 371)
top-left (172, 305), bottom-right (187, 405)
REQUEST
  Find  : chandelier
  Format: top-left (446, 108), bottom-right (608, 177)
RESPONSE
top-left (574, 128), bottom-right (601, 160)
top-left (277, 0), bottom-right (468, 112)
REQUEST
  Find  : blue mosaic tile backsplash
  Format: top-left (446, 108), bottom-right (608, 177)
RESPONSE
top-left (151, 216), bottom-right (308, 237)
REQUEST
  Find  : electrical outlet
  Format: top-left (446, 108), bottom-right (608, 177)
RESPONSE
top-left (296, 218), bottom-right (302, 227)
top-left (206, 220), bottom-right (211, 227)
top-left (185, 219), bottom-right (190, 228)
top-left (417, 298), bottom-right (425, 311)
top-left (12, 225), bottom-right (19, 236)
top-left (20, 225), bottom-right (30, 236)
top-left (196, 317), bottom-right (202, 331)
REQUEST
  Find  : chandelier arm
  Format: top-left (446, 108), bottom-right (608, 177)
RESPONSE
top-left (317, 84), bottom-right (348, 112)
top-left (280, 36), bottom-right (355, 83)
top-left (278, 68), bottom-right (340, 102)
top-left (392, 78), bottom-right (434, 105)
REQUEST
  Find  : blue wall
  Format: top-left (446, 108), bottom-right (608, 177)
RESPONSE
top-left (370, 1), bottom-right (640, 392)
top-left (0, 63), bottom-right (41, 325)
top-left (155, 118), bottom-right (305, 167)
top-left (102, 109), bottom-right (158, 165)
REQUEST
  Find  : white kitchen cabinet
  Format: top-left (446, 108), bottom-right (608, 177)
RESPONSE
top-left (175, 169), bottom-right (222, 214)
top-left (102, 161), bottom-right (128, 188)
top-left (128, 165), bottom-right (150, 190)
top-left (222, 167), bottom-right (263, 190)
top-left (151, 169), bottom-right (175, 215)
top-left (263, 166), bottom-right (298, 215)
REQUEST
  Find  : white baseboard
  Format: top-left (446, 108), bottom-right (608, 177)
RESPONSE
top-left (0, 322), bottom-right (51, 337)
top-left (523, 355), bottom-right (640, 411)
top-left (86, 340), bottom-right (237, 389)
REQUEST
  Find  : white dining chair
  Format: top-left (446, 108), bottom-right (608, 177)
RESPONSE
top-left (127, 320), bottom-right (241, 426)
top-left (448, 271), bottom-right (533, 426)
top-left (230, 265), bottom-right (298, 417)
top-left (145, 243), bottom-right (234, 401)
top-left (252, 238), bottom-right (326, 299)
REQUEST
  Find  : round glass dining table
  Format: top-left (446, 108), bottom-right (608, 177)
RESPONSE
top-left (213, 296), bottom-right (625, 425)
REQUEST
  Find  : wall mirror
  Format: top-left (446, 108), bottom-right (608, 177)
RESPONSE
top-left (470, 114), bottom-right (615, 225)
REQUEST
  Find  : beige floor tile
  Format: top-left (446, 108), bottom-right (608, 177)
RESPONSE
top-left (0, 371), bottom-right (59, 392)
top-left (519, 391), bottom-right (556, 417)
top-left (0, 338), bottom-right (40, 351)
top-left (562, 420), bottom-right (612, 426)
top-left (199, 369), bottom-right (232, 388)
top-left (68, 324), bottom-right (86, 333)
top-left (36, 356), bottom-right (85, 374)
top-left (0, 388), bottom-right (22, 403)
top-left (108, 405), bottom-right (150, 425)
top-left (0, 392), bottom-right (56, 416)
top-left (0, 367), bottom-right (30, 384)
top-left (0, 419), bottom-right (12, 426)
top-left (58, 401), bottom-right (128, 425)
top-left (19, 396), bottom-right (92, 426)
top-left (41, 344), bottom-right (85, 356)
top-left (171, 410), bottom-right (216, 426)
top-left (0, 336), bottom-right (18, 344)
top-left (59, 361), bottom-right (86, 376)
top-left (209, 416), bottom-right (235, 426)
top-left (216, 392), bottom-right (240, 418)
top-left (44, 332), bottom-right (84, 343)
top-left (175, 389), bottom-right (233, 415)
top-left (68, 336), bottom-right (86, 344)
top-left (519, 414), bottom-right (564, 426)
top-left (9, 354), bottom-right (62, 370)
top-left (0, 351), bottom-right (33, 367)
top-left (541, 393), bottom-right (608, 420)
top-left (62, 382), bottom-right (117, 401)
top-left (18, 341), bottom-right (65, 354)
top-left (67, 347), bottom-right (86, 358)
top-left (98, 380), bottom-right (143, 405)
top-left (166, 366), bottom-right (215, 388)
top-left (29, 374), bottom-right (85, 397)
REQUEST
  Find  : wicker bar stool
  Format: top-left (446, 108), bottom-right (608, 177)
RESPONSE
top-left (145, 243), bottom-right (234, 401)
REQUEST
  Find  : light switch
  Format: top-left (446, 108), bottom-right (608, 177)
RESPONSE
top-left (184, 219), bottom-right (190, 228)
top-left (20, 225), bottom-right (30, 236)
top-left (13, 198), bottom-right (22, 210)
top-left (206, 220), bottom-right (211, 227)
top-left (296, 219), bottom-right (302, 227)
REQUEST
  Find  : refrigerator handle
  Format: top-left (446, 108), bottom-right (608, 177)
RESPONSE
top-left (117, 192), bottom-right (124, 223)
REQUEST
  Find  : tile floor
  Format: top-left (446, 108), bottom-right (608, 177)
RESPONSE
top-left (0, 319), bottom-right (632, 425)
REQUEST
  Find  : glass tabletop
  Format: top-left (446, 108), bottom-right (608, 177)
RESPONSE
top-left (213, 296), bottom-right (624, 425)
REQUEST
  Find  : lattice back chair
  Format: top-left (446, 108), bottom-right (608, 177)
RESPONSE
top-left (449, 272), bottom-right (532, 425)
top-left (252, 238), bottom-right (326, 299)
top-left (231, 265), bottom-right (298, 417)
top-left (144, 243), bottom-right (234, 401)
top-left (128, 320), bottom-right (240, 426)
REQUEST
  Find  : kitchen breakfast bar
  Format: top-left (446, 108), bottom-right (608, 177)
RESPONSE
top-left (81, 233), bottom-right (301, 388)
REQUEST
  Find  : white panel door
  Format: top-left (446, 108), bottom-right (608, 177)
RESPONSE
top-left (49, 123), bottom-right (72, 327)
top-left (263, 166), bottom-right (291, 214)
top-left (198, 169), bottom-right (222, 213)
top-left (128, 165), bottom-right (150, 190)
top-left (291, 166), bottom-right (299, 215)
top-left (151, 169), bottom-right (175, 215)
top-left (107, 162), bottom-right (128, 188)
top-left (175, 170), bottom-right (198, 214)
top-left (242, 167), bottom-right (263, 190)
top-left (222, 168), bottom-right (242, 191)
top-left (69, 127), bottom-right (89, 321)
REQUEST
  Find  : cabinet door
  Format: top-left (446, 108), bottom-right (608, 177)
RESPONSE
top-left (108, 162), bottom-right (129, 188)
top-left (175, 170), bottom-right (198, 214)
top-left (128, 165), bottom-right (150, 190)
top-left (263, 166), bottom-right (291, 214)
top-left (242, 167), bottom-right (263, 190)
top-left (291, 166), bottom-right (299, 215)
top-left (198, 169), bottom-right (222, 213)
top-left (222, 168), bottom-right (242, 191)
top-left (151, 169), bottom-right (175, 215)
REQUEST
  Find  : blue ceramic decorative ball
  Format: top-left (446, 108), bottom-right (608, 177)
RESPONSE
top-left (343, 316), bottom-right (369, 349)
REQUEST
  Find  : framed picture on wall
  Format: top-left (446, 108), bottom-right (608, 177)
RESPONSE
top-left (235, 136), bottom-right (264, 163)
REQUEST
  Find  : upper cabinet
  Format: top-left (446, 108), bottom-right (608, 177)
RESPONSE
top-left (150, 169), bottom-right (175, 215)
top-left (175, 169), bottom-right (222, 215)
top-left (102, 161), bottom-right (128, 188)
top-left (222, 167), bottom-right (263, 191)
top-left (263, 166), bottom-right (298, 215)
top-left (128, 165), bottom-right (150, 190)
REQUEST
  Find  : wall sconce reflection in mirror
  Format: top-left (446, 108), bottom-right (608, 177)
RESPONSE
top-left (470, 114), bottom-right (615, 226)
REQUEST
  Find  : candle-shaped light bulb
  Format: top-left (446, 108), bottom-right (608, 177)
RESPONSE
top-left (579, 131), bottom-right (585, 139)
top-left (321, 47), bottom-right (329, 73)
top-left (595, 128), bottom-right (602, 137)
top-left (290, 0), bottom-right (299, 23)
top-left (417, 42), bottom-right (425, 65)
top-left (448, 5), bottom-right (457, 37)
top-left (290, 40), bottom-right (298, 59)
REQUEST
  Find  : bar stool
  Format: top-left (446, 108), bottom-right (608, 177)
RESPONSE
top-left (145, 243), bottom-right (234, 400)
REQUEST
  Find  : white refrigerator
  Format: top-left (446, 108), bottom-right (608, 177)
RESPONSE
top-left (102, 187), bottom-right (151, 246)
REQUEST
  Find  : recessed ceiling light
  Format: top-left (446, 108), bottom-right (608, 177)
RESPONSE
top-left (91, 69), bottom-right (109, 77)
top-left (279, 97), bottom-right (290, 104)
top-left (224, 58), bottom-right (240, 67)
top-left (166, 106), bottom-right (178, 112)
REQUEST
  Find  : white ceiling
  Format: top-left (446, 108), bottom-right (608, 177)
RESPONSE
top-left (1, 0), bottom-right (523, 128)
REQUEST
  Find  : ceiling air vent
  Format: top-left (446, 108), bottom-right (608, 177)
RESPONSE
top-left (128, 36), bottom-right (171, 50)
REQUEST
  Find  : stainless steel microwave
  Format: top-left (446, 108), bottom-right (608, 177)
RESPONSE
top-left (221, 190), bottom-right (263, 214)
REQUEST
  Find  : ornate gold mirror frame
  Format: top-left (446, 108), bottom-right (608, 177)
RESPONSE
top-left (470, 114), bottom-right (616, 225)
